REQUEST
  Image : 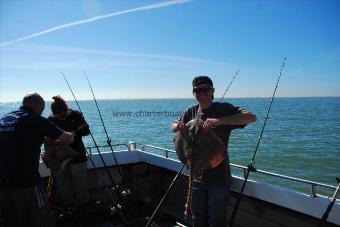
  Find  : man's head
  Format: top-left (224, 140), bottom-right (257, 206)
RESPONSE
top-left (192, 76), bottom-right (213, 88)
top-left (22, 93), bottom-right (45, 115)
top-left (192, 76), bottom-right (215, 107)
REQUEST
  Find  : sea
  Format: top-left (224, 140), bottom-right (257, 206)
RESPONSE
top-left (1, 97), bottom-right (339, 196)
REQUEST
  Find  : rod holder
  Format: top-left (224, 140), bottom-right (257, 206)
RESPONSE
top-left (128, 141), bottom-right (136, 151)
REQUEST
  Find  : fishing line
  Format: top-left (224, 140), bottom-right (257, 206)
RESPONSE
top-left (228, 57), bottom-right (287, 227)
top-left (61, 72), bottom-right (128, 223)
top-left (47, 147), bottom-right (128, 223)
top-left (84, 148), bottom-right (128, 223)
top-left (219, 69), bottom-right (239, 102)
top-left (84, 73), bottom-right (122, 177)
top-left (61, 72), bottom-right (118, 190)
top-left (145, 164), bottom-right (185, 227)
top-left (319, 177), bottom-right (340, 226)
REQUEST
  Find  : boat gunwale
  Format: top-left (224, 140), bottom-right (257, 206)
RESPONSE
top-left (38, 143), bottom-right (340, 226)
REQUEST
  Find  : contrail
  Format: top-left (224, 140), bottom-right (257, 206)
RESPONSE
top-left (0, 0), bottom-right (191, 47)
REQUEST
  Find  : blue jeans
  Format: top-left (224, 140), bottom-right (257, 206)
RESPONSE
top-left (191, 179), bottom-right (229, 227)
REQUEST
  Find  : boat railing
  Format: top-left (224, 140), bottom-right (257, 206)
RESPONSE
top-left (86, 143), bottom-right (129, 155)
top-left (140, 144), bottom-right (337, 197)
top-left (141, 144), bottom-right (175, 158)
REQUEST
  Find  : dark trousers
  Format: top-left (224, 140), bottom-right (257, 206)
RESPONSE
top-left (0, 185), bottom-right (55, 227)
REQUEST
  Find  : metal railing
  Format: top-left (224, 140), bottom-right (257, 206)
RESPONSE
top-left (86, 143), bottom-right (129, 155)
top-left (141, 144), bottom-right (175, 158)
top-left (140, 144), bottom-right (337, 197)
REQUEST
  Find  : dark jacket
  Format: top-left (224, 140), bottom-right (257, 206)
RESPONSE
top-left (48, 109), bottom-right (90, 163)
top-left (0, 106), bottom-right (63, 188)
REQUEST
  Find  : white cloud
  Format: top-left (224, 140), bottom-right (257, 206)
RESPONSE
top-left (2, 43), bottom-right (226, 65)
top-left (1, 44), bottom-right (233, 71)
top-left (0, 0), bottom-right (191, 47)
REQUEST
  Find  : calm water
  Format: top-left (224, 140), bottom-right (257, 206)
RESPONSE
top-left (1, 97), bottom-right (339, 195)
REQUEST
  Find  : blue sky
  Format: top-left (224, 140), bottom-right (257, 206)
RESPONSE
top-left (1, 0), bottom-right (339, 102)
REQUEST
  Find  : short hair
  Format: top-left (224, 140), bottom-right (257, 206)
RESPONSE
top-left (22, 93), bottom-right (44, 107)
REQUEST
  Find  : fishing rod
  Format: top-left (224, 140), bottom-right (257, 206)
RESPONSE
top-left (47, 146), bottom-right (128, 224)
top-left (84, 147), bottom-right (128, 224)
top-left (228, 57), bottom-right (287, 227)
top-left (84, 73), bottom-right (123, 177)
top-left (61, 72), bottom-right (123, 200)
top-left (61, 72), bottom-right (128, 223)
top-left (146, 115), bottom-right (196, 225)
top-left (145, 164), bottom-right (185, 227)
top-left (219, 69), bottom-right (239, 102)
top-left (319, 177), bottom-right (340, 226)
top-left (146, 71), bottom-right (241, 226)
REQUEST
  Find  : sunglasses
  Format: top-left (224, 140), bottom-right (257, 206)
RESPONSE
top-left (193, 86), bottom-right (212, 94)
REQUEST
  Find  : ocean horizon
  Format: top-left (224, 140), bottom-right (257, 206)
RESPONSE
top-left (1, 97), bottom-right (339, 196)
top-left (1, 96), bottom-right (340, 104)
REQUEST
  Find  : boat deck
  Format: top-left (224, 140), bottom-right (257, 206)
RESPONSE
top-left (39, 144), bottom-right (340, 227)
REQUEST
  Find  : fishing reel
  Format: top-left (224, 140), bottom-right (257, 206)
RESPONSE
top-left (107, 185), bottom-right (133, 213)
top-left (51, 205), bottom-right (77, 222)
top-left (78, 200), bottom-right (122, 222)
top-left (111, 185), bottom-right (132, 201)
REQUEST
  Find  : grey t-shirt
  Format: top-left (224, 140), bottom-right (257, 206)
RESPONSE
top-left (176, 102), bottom-right (244, 186)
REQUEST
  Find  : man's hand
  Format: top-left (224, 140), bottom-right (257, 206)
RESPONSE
top-left (176, 121), bottom-right (186, 130)
top-left (69, 131), bottom-right (75, 144)
top-left (203, 118), bottom-right (220, 128)
top-left (54, 131), bottom-right (75, 144)
top-left (171, 121), bottom-right (187, 132)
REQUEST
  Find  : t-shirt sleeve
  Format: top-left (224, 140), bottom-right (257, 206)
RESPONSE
top-left (174, 106), bottom-right (195, 124)
top-left (220, 102), bottom-right (246, 129)
top-left (221, 102), bottom-right (242, 115)
top-left (41, 117), bottom-right (63, 140)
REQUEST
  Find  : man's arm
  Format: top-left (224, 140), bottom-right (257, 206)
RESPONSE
top-left (74, 111), bottom-right (90, 136)
top-left (53, 131), bottom-right (75, 144)
top-left (203, 110), bottom-right (257, 128)
top-left (43, 116), bottom-right (75, 145)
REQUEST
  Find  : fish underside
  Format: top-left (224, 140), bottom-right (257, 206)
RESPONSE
top-left (174, 119), bottom-right (226, 218)
top-left (42, 143), bottom-right (79, 177)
